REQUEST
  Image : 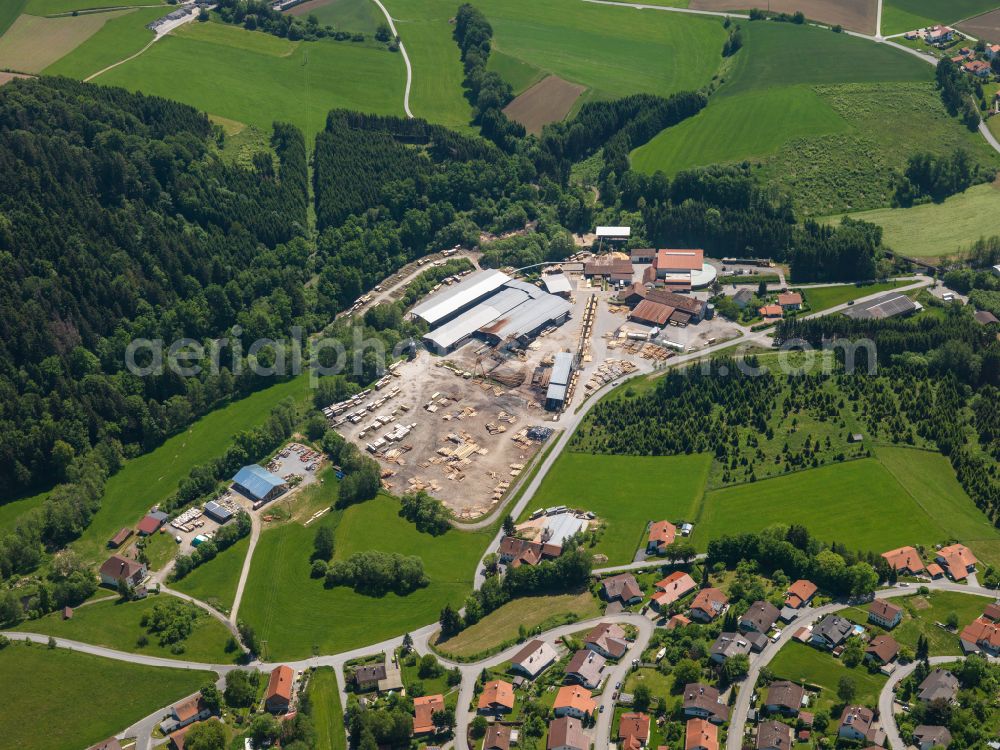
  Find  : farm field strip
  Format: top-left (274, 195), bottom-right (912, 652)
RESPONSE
top-left (880, 0), bottom-right (1000, 36)
top-left (42, 5), bottom-right (164, 78)
top-left (690, 0), bottom-right (878, 34)
top-left (0, 8), bottom-right (129, 72)
top-left (502, 75), bottom-right (586, 135)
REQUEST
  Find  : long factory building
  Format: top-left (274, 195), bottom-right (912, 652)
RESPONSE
top-left (409, 270), bottom-right (572, 354)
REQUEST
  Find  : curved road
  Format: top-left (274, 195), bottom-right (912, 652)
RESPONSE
top-left (371, 0), bottom-right (414, 118)
top-left (879, 655), bottom-right (963, 750)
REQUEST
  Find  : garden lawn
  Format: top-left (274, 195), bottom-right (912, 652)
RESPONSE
top-left (171, 535), bottom-right (250, 614)
top-left (240, 493), bottom-right (492, 659)
top-left (632, 86), bottom-right (850, 175)
top-left (795, 280), bottom-right (908, 311)
top-left (71, 375), bottom-right (309, 565)
top-left (26, 0), bottom-right (162, 14)
top-left (381, 0), bottom-right (470, 126)
top-left (96, 20), bottom-right (405, 142)
top-left (434, 591), bottom-right (601, 659)
top-left (769, 641), bottom-right (886, 713)
top-left (478, 0), bottom-right (727, 102)
top-left (694, 457), bottom-right (970, 553)
top-left (874, 445), bottom-right (1000, 567)
top-left (820, 182), bottom-right (1000, 258)
top-left (43, 6), bottom-right (163, 78)
top-left (528, 452), bottom-right (712, 565)
top-left (880, 0), bottom-right (1000, 35)
top-left (310, 666), bottom-right (347, 750)
top-left (13, 594), bottom-right (238, 663)
top-left (624, 665), bottom-right (676, 697)
top-left (0, 642), bottom-right (212, 750)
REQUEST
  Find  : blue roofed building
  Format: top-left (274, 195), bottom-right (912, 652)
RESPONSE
top-left (232, 465), bottom-right (287, 506)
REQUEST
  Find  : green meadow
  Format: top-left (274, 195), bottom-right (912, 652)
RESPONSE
top-left (795, 280), bottom-right (908, 311)
top-left (299, 0), bottom-right (384, 35)
top-left (821, 182), bottom-right (1000, 258)
top-left (72, 375), bottom-right (309, 565)
top-left (96, 20), bottom-right (406, 141)
top-left (0, 488), bottom-right (48, 534)
top-left (881, 0), bottom-right (1000, 35)
top-left (527, 452), bottom-right (713, 565)
top-left (14, 594), bottom-right (238, 664)
top-left (172, 535), bottom-right (251, 615)
top-left (479, 0), bottom-right (727, 101)
top-left (0, 642), bottom-right (212, 750)
top-left (311, 667), bottom-right (347, 750)
top-left (769, 641), bottom-right (886, 715)
top-left (25, 0), bottom-right (162, 14)
top-left (0, 0), bottom-right (27, 37)
top-left (632, 85), bottom-right (849, 175)
top-left (43, 6), bottom-right (164, 79)
top-left (240, 493), bottom-right (492, 659)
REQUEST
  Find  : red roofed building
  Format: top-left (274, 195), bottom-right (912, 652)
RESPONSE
top-left (647, 521), bottom-right (677, 554)
top-left (478, 680), bottom-right (515, 714)
top-left (685, 718), bottom-right (718, 750)
top-left (619, 712), bottom-right (651, 749)
top-left (960, 616), bottom-right (1000, 656)
top-left (630, 299), bottom-right (675, 327)
top-left (99, 554), bottom-right (146, 588)
top-left (651, 571), bottom-right (697, 612)
top-left (759, 305), bottom-right (783, 319)
top-left (690, 588), bottom-right (728, 622)
top-left (784, 580), bottom-right (817, 609)
top-left (777, 292), bottom-right (803, 310)
top-left (667, 614), bottom-right (692, 630)
top-left (553, 685), bottom-right (597, 719)
top-left (937, 544), bottom-right (977, 581)
top-left (265, 665), bottom-right (295, 713)
top-left (108, 527), bottom-right (132, 549)
top-left (413, 694), bottom-right (445, 734)
top-left (881, 546), bottom-right (924, 576)
top-left (137, 514), bottom-right (164, 536)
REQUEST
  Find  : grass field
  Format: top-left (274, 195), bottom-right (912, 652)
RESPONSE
top-left (71, 375), bottom-right (309, 565)
top-left (25, 0), bottom-right (162, 14)
top-left (43, 5), bottom-right (163, 79)
top-left (478, 0), bottom-right (727, 102)
top-left (691, 0), bottom-right (877, 34)
top-left (14, 594), bottom-right (238, 663)
top-left (769, 641), bottom-right (886, 714)
top-left (240, 493), bottom-right (492, 659)
top-left (881, 0), bottom-right (1000, 35)
top-left (0, 9), bottom-right (128, 72)
top-left (310, 667), bottom-right (347, 750)
top-left (434, 591), bottom-right (601, 659)
top-left (171, 535), bottom-right (250, 614)
top-left (0, 488), bottom-right (48, 533)
top-left (0, 642), bottom-right (212, 750)
top-left (288, 0), bottom-right (382, 34)
top-left (381, 0), bottom-right (470, 127)
top-left (487, 49), bottom-right (544, 95)
top-left (695, 451), bottom-right (1000, 556)
top-left (0, 0), bottom-right (27, 37)
top-left (821, 182), bottom-right (1000, 259)
top-left (96, 20), bottom-right (405, 142)
top-left (795, 280), bottom-right (907, 311)
top-left (632, 85), bottom-right (850, 175)
top-left (527, 452), bottom-right (712, 565)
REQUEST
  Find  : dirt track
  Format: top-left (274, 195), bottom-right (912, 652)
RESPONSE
top-left (503, 74), bottom-right (586, 135)
top-left (689, 0), bottom-right (877, 34)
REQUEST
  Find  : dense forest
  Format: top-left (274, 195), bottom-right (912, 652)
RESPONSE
top-left (0, 78), bottom-right (310, 498)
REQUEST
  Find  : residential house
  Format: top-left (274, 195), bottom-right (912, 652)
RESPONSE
top-left (647, 520), bottom-right (677, 554)
top-left (865, 635), bottom-right (900, 666)
top-left (777, 292), bottom-right (803, 311)
top-left (868, 599), bottom-right (903, 629)
top-left (975, 310), bottom-right (1000, 326)
top-left (651, 571), bottom-right (697, 612)
top-left (937, 544), bottom-right (977, 581)
top-left (601, 573), bottom-right (643, 606)
top-left (984, 603), bottom-right (1000, 621)
top-left (882, 546), bottom-right (924, 576)
top-left (733, 288), bottom-right (754, 309)
top-left (759, 304), bottom-right (783, 319)
top-left (740, 601), bottom-right (780, 633)
top-left (585, 622), bottom-right (628, 659)
top-left (756, 720), bottom-right (793, 750)
top-left (784, 580), bottom-right (817, 609)
top-left (683, 683), bottom-right (729, 724)
top-left (510, 639), bottom-right (557, 679)
top-left (498, 536), bottom-right (560, 568)
top-left (99, 554), bottom-right (147, 589)
top-left (478, 680), bottom-right (515, 714)
top-left (685, 718), bottom-right (718, 750)
top-left (961, 616), bottom-right (1000, 656)
top-left (764, 681), bottom-right (805, 716)
top-left (913, 725), bottom-right (953, 750)
top-left (917, 669), bottom-right (959, 704)
top-left (413, 694), bottom-right (445, 735)
top-left (926, 25), bottom-right (954, 43)
top-left (169, 719), bottom-right (220, 750)
top-left (484, 724), bottom-right (512, 750)
top-left (265, 665), bottom-right (294, 713)
top-left (171, 695), bottom-right (211, 729)
top-left (619, 712), bottom-right (651, 749)
top-left (668, 614), bottom-right (693, 630)
top-left (690, 588), bottom-right (728, 622)
top-left (964, 60), bottom-right (992, 77)
top-left (547, 716), bottom-right (589, 750)
top-left (925, 563), bottom-right (945, 579)
top-left (744, 630), bottom-right (769, 653)
top-left (986, 43), bottom-right (1000, 60)
top-left (553, 685), bottom-right (596, 720)
top-left (711, 632), bottom-right (752, 664)
top-left (566, 649), bottom-right (606, 689)
top-left (838, 706), bottom-right (884, 745)
top-left (810, 615), bottom-right (853, 650)
top-left (354, 664), bottom-right (386, 692)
